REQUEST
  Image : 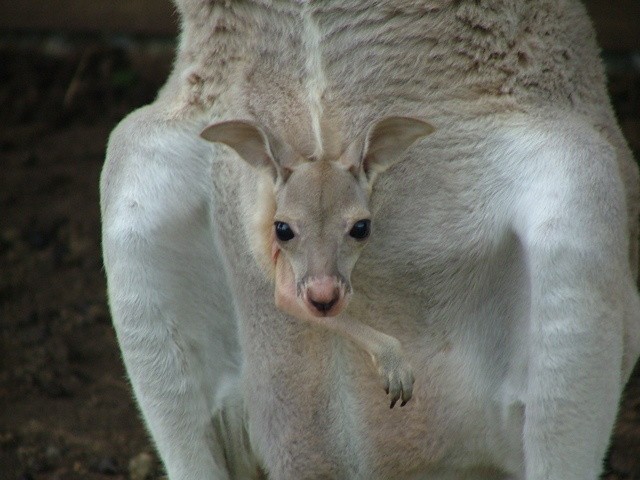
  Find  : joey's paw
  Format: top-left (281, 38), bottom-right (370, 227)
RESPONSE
top-left (373, 340), bottom-right (415, 409)
top-left (383, 362), bottom-right (415, 409)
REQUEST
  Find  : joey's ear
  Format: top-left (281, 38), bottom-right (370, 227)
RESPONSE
top-left (201, 120), bottom-right (281, 178)
top-left (343, 116), bottom-right (434, 179)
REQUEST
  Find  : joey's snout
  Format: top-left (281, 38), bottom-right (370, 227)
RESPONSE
top-left (302, 276), bottom-right (350, 317)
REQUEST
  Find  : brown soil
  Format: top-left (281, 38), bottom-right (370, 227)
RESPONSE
top-left (1, 38), bottom-right (639, 480)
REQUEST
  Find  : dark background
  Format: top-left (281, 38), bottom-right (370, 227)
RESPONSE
top-left (0, 1), bottom-right (639, 479)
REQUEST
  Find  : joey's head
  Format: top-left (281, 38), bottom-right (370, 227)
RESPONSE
top-left (201, 117), bottom-right (433, 320)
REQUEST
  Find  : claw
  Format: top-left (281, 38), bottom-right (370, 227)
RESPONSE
top-left (401, 378), bottom-right (414, 405)
top-left (389, 383), bottom-right (401, 408)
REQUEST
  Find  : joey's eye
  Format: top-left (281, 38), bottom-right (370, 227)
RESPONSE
top-left (274, 221), bottom-right (295, 241)
top-left (349, 219), bottom-right (371, 240)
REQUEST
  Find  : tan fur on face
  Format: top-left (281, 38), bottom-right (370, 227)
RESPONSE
top-left (250, 171), bottom-right (278, 278)
top-left (250, 159), bottom-right (370, 314)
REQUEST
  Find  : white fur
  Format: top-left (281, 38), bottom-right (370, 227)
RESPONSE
top-left (301, 3), bottom-right (327, 160)
top-left (101, 2), bottom-right (640, 479)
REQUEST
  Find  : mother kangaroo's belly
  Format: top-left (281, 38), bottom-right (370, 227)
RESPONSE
top-left (314, 335), bottom-right (521, 479)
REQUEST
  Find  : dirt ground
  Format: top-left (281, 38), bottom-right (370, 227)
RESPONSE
top-left (1, 37), bottom-right (639, 480)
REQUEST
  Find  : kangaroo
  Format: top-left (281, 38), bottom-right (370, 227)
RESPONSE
top-left (201, 116), bottom-right (433, 407)
top-left (101, 1), bottom-right (640, 479)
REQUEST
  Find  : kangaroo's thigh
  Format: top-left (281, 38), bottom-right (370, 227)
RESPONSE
top-left (101, 105), bottom-right (246, 480)
top-left (501, 113), bottom-right (636, 480)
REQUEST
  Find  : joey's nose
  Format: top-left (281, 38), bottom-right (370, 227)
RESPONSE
top-left (309, 295), bottom-right (339, 313)
top-left (305, 277), bottom-right (343, 316)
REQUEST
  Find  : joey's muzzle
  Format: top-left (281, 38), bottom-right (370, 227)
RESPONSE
top-left (301, 276), bottom-right (350, 318)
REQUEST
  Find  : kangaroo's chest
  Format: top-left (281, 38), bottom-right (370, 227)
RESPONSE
top-left (359, 149), bottom-right (513, 299)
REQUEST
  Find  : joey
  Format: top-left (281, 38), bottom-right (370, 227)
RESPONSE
top-left (201, 116), bottom-right (433, 407)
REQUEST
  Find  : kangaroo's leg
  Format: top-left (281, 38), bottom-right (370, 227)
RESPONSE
top-left (101, 105), bottom-right (258, 480)
top-left (503, 115), bottom-right (637, 480)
